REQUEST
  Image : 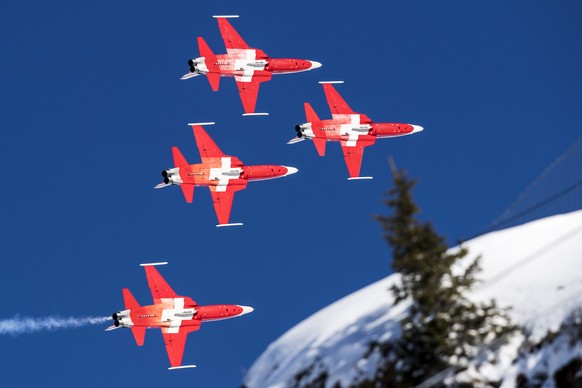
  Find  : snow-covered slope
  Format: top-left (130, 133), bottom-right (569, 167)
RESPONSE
top-left (244, 210), bottom-right (582, 387)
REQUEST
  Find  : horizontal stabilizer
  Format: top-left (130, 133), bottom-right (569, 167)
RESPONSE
top-left (287, 137), bottom-right (305, 145)
top-left (170, 148), bottom-right (195, 202)
top-left (122, 288), bottom-right (145, 346)
top-left (347, 176), bottom-right (374, 180)
top-left (123, 288), bottom-right (141, 310)
top-left (216, 223), bottom-right (244, 228)
top-left (180, 73), bottom-right (200, 80)
top-left (206, 72), bottom-right (220, 91)
top-left (206, 73), bottom-right (220, 92)
top-left (318, 80), bottom-right (344, 84)
top-left (130, 326), bottom-right (146, 347)
top-left (140, 262), bottom-right (168, 267)
top-left (105, 325), bottom-right (121, 331)
top-left (304, 102), bottom-right (320, 123)
top-left (180, 184), bottom-right (194, 203)
top-left (172, 147), bottom-right (190, 169)
top-left (154, 182), bottom-right (172, 189)
top-left (313, 138), bottom-right (326, 156)
top-left (242, 112), bottom-right (269, 117)
top-left (212, 15), bottom-right (239, 18)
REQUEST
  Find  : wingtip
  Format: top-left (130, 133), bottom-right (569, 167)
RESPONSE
top-left (168, 365), bottom-right (197, 370)
top-left (187, 122), bottom-right (216, 126)
top-left (242, 112), bottom-right (269, 117)
top-left (216, 223), bottom-right (244, 228)
top-left (139, 261), bottom-right (169, 267)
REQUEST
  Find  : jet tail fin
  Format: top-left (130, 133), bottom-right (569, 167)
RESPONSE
top-left (122, 288), bottom-right (146, 346)
top-left (304, 103), bottom-right (326, 156)
top-left (171, 147), bottom-right (194, 203)
top-left (197, 37), bottom-right (221, 91)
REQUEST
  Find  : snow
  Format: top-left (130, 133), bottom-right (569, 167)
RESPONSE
top-left (247, 274), bottom-right (409, 387)
top-left (469, 209), bottom-right (582, 341)
top-left (244, 209), bottom-right (582, 387)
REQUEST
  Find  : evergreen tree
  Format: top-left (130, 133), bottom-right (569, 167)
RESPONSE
top-left (375, 167), bottom-right (514, 386)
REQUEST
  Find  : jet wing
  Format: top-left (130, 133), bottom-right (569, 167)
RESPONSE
top-left (216, 17), bottom-right (251, 51)
top-left (235, 71), bottom-right (272, 114)
top-left (209, 181), bottom-right (248, 226)
top-left (192, 125), bottom-right (224, 162)
top-left (144, 265), bottom-right (178, 304)
top-left (162, 325), bottom-right (201, 369)
top-left (340, 138), bottom-right (376, 179)
top-left (322, 83), bottom-right (355, 118)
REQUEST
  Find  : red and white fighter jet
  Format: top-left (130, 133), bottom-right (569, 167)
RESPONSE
top-left (106, 262), bottom-right (254, 370)
top-left (181, 15), bottom-right (322, 116)
top-left (155, 122), bottom-right (298, 227)
top-left (288, 81), bottom-right (424, 179)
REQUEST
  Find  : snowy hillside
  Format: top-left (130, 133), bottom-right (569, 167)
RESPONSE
top-left (244, 210), bottom-right (582, 387)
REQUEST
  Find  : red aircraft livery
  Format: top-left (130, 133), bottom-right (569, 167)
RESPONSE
top-left (288, 81), bottom-right (424, 179)
top-left (181, 15), bottom-right (322, 115)
top-left (155, 122), bottom-right (298, 227)
top-left (106, 262), bottom-right (254, 370)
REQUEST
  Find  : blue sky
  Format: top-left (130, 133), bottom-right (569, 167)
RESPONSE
top-left (0, 1), bottom-right (580, 386)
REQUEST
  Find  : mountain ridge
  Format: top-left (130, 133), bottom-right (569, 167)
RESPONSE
top-left (244, 209), bottom-right (582, 387)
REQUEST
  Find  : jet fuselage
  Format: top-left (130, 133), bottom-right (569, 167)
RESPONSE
top-left (113, 302), bottom-right (251, 330)
top-left (163, 160), bottom-right (297, 187)
top-left (300, 114), bottom-right (421, 143)
top-left (188, 52), bottom-right (320, 79)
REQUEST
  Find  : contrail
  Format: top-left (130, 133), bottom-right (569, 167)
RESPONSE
top-left (0, 315), bottom-right (111, 335)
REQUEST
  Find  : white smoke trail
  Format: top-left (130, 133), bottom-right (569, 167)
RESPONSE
top-left (0, 315), bottom-right (111, 335)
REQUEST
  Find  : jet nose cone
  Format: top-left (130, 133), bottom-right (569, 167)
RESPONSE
top-left (238, 306), bottom-right (254, 316)
top-left (283, 166), bottom-right (299, 176)
top-left (308, 60), bottom-right (322, 70)
top-left (411, 125), bottom-right (424, 133)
